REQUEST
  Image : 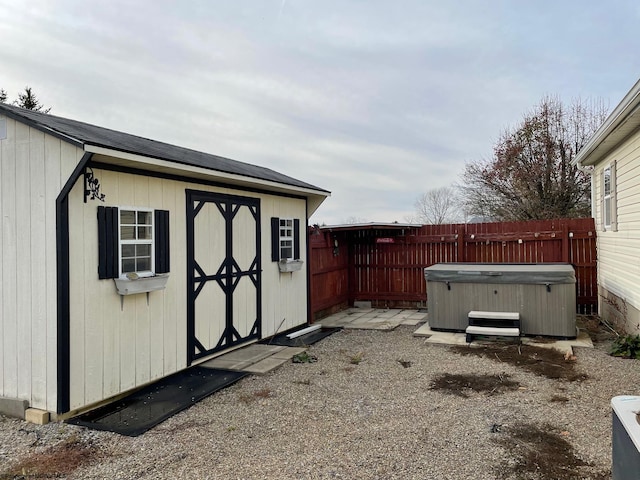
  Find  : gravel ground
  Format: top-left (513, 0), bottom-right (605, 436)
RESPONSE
top-left (1, 324), bottom-right (638, 479)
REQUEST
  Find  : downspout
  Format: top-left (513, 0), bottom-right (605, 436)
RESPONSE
top-left (305, 200), bottom-right (312, 325)
top-left (56, 152), bottom-right (93, 414)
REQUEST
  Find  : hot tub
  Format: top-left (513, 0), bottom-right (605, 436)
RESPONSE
top-left (424, 263), bottom-right (576, 338)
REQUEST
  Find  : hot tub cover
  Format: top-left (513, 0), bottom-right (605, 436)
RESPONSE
top-left (424, 263), bottom-right (575, 285)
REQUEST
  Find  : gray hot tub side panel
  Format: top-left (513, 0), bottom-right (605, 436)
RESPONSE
top-left (424, 264), bottom-right (576, 337)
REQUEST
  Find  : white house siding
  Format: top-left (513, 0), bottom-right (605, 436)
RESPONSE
top-left (67, 167), bottom-right (308, 411)
top-left (0, 115), bottom-right (84, 412)
top-left (593, 133), bottom-right (640, 334)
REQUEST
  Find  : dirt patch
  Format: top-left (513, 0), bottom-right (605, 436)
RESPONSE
top-left (429, 373), bottom-right (520, 398)
top-left (1, 436), bottom-right (100, 478)
top-left (397, 359), bottom-right (412, 368)
top-left (493, 422), bottom-right (609, 480)
top-left (450, 344), bottom-right (588, 382)
top-left (526, 336), bottom-right (556, 344)
top-left (577, 314), bottom-right (618, 345)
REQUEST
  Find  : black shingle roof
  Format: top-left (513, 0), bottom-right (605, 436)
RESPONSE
top-left (0, 103), bottom-right (328, 193)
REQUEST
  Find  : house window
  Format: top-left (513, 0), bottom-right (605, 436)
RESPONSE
top-left (279, 218), bottom-right (294, 260)
top-left (602, 161), bottom-right (617, 231)
top-left (119, 209), bottom-right (154, 277)
top-left (603, 166), bottom-right (611, 229)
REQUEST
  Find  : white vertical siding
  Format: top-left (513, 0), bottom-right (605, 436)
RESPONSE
top-left (1, 117), bottom-right (17, 403)
top-left (68, 180), bottom-right (85, 408)
top-left (261, 197), bottom-right (309, 335)
top-left (15, 121), bottom-right (31, 402)
top-left (44, 135), bottom-right (62, 411)
top-left (29, 129), bottom-right (46, 407)
top-left (0, 115), bottom-right (84, 411)
top-left (68, 169), bottom-right (308, 410)
top-left (148, 177), bottom-right (165, 381)
top-left (593, 133), bottom-right (640, 314)
top-left (100, 169), bottom-right (120, 399)
top-left (161, 180), bottom-right (178, 374)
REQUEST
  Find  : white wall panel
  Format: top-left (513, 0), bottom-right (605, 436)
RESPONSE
top-left (29, 129), bottom-right (47, 407)
top-left (100, 169), bottom-right (121, 399)
top-left (595, 133), bottom-right (640, 313)
top-left (161, 181), bottom-right (178, 374)
top-left (44, 135), bottom-right (62, 411)
top-left (67, 169), bottom-right (308, 410)
top-left (15, 122), bottom-right (31, 401)
top-left (148, 177), bottom-right (165, 382)
top-left (0, 117), bottom-right (16, 401)
top-left (68, 181), bottom-right (86, 410)
top-left (0, 116), bottom-right (82, 411)
top-left (0, 117), bottom-right (4, 398)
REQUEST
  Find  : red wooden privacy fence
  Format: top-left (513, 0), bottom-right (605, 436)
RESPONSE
top-left (308, 217), bottom-right (597, 321)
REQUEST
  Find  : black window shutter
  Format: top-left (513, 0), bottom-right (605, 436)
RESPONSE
top-left (294, 219), bottom-right (300, 259)
top-left (97, 206), bottom-right (119, 279)
top-left (155, 210), bottom-right (170, 273)
top-left (271, 217), bottom-right (280, 261)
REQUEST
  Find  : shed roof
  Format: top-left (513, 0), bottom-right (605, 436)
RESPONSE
top-left (318, 222), bottom-right (421, 232)
top-left (0, 103), bottom-right (329, 195)
top-left (574, 78), bottom-right (640, 167)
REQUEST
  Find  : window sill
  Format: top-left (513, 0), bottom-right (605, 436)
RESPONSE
top-left (114, 273), bottom-right (169, 295)
top-left (279, 259), bottom-right (304, 273)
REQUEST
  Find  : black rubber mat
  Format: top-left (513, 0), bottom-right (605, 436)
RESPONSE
top-left (262, 327), bottom-right (340, 347)
top-left (67, 367), bottom-right (247, 437)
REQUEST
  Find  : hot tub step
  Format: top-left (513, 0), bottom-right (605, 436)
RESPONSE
top-left (466, 311), bottom-right (521, 343)
top-left (465, 325), bottom-right (521, 342)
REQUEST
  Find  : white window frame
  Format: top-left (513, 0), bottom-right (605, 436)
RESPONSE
top-left (279, 218), bottom-right (294, 260)
top-left (603, 165), bottom-right (612, 229)
top-left (119, 208), bottom-right (155, 279)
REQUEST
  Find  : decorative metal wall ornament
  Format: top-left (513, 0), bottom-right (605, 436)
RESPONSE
top-left (84, 167), bottom-right (105, 203)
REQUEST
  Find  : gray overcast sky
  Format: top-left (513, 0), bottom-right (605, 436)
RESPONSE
top-left (1, 0), bottom-right (638, 224)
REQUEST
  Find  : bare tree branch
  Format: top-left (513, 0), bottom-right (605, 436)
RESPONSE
top-left (459, 96), bottom-right (607, 221)
top-left (414, 187), bottom-right (460, 224)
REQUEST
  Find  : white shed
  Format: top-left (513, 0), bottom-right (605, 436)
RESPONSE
top-left (574, 78), bottom-right (640, 335)
top-left (0, 104), bottom-right (329, 418)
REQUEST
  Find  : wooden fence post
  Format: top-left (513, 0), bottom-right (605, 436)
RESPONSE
top-left (456, 224), bottom-right (466, 262)
top-left (561, 222), bottom-right (570, 264)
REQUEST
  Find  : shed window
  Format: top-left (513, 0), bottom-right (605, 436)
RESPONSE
top-left (270, 217), bottom-right (300, 262)
top-left (120, 209), bottom-right (154, 277)
top-left (279, 218), bottom-right (294, 260)
top-left (98, 206), bottom-right (170, 279)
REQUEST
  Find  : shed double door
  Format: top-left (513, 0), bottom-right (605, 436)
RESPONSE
top-left (186, 190), bottom-right (261, 365)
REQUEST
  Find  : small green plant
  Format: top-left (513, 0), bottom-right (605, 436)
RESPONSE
top-left (349, 351), bottom-right (364, 365)
top-left (610, 334), bottom-right (640, 359)
top-left (292, 352), bottom-right (317, 363)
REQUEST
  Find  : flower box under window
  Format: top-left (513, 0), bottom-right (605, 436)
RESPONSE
top-left (114, 273), bottom-right (170, 295)
top-left (278, 259), bottom-right (304, 273)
